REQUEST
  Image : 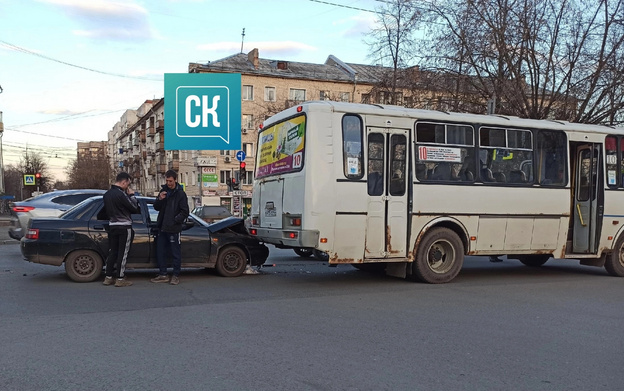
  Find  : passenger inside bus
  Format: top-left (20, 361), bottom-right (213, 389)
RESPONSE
top-left (367, 170), bottom-right (383, 196)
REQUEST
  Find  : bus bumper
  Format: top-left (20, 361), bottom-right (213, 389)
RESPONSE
top-left (252, 227), bottom-right (319, 248)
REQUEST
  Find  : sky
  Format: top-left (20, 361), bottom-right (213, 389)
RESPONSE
top-left (0, 0), bottom-right (382, 182)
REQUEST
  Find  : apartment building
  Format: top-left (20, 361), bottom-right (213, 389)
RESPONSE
top-left (105, 48), bottom-right (413, 215)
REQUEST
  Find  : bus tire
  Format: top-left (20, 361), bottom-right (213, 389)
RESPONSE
top-left (605, 236), bottom-right (624, 277)
top-left (517, 254), bottom-right (551, 267)
top-left (294, 248), bottom-right (314, 258)
top-left (412, 228), bottom-right (464, 284)
top-left (313, 249), bottom-right (330, 262)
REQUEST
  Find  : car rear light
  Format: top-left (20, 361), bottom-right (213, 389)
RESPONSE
top-left (13, 206), bottom-right (35, 213)
top-left (25, 229), bottom-right (39, 239)
top-left (249, 228), bottom-right (257, 235)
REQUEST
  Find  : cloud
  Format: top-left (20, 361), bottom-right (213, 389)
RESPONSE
top-left (197, 41), bottom-right (317, 57)
top-left (335, 13), bottom-right (377, 38)
top-left (38, 0), bottom-right (155, 42)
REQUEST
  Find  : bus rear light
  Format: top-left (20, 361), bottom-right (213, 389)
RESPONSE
top-left (249, 228), bottom-right (257, 235)
top-left (14, 206), bottom-right (35, 213)
top-left (287, 232), bottom-right (297, 239)
top-left (608, 236), bottom-right (613, 240)
top-left (320, 238), bottom-right (328, 243)
top-left (252, 217), bottom-right (259, 226)
top-left (259, 123), bottom-right (264, 130)
top-left (290, 218), bottom-right (301, 226)
top-left (26, 229), bottom-right (39, 239)
top-left (297, 106), bottom-right (303, 112)
top-left (470, 236), bottom-right (477, 241)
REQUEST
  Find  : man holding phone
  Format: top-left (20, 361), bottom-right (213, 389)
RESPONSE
top-left (150, 170), bottom-right (189, 285)
top-left (102, 172), bottom-right (140, 287)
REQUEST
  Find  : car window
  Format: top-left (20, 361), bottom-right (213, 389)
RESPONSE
top-left (147, 203), bottom-right (158, 223)
top-left (62, 198), bottom-right (100, 220)
top-left (53, 193), bottom-right (100, 205)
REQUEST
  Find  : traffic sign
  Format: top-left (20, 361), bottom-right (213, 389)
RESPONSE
top-left (24, 174), bottom-right (35, 186)
top-left (236, 150), bottom-right (246, 162)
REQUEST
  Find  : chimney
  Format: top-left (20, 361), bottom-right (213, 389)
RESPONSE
top-left (248, 48), bottom-right (259, 70)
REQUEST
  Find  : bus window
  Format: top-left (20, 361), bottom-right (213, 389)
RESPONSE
top-left (606, 136), bottom-right (618, 187)
top-left (368, 133), bottom-right (384, 196)
top-left (535, 130), bottom-right (566, 186)
top-left (480, 127), bottom-right (534, 185)
top-left (415, 122), bottom-right (476, 183)
top-left (390, 135), bottom-right (406, 196)
top-left (342, 115), bottom-right (363, 179)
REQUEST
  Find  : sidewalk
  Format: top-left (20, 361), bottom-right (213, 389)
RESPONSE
top-left (0, 215), bottom-right (17, 245)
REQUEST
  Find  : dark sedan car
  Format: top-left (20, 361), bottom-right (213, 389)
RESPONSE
top-left (20, 196), bottom-right (269, 282)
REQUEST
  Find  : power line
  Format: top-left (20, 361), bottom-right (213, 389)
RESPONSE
top-left (3, 127), bottom-right (92, 142)
top-left (307, 0), bottom-right (376, 13)
top-left (0, 39), bottom-right (163, 82)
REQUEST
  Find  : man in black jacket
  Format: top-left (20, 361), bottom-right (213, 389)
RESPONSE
top-left (102, 172), bottom-right (140, 287)
top-left (150, 170), bottom-right (189, 285)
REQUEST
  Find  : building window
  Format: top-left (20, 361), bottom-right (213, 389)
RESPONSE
top-left (319, 91), bottom-right (330, 101)
top-left (264, 86), bottom-right (276, 102)
top-left (220, 170), bottom-right (232, 184)
top-left (243, 85), bottom-right (254, 101)
top-left (243, 143), bottom-right (254, 157)
top-left (244, 171), bottom-right (254, 185)
top-left (340, 92), bottom-right (350, 102)
top-left (289, 88), bottom-right (306, 101)
top-left (242, 114), bottom-right (254, 130)
top-left (220, 150), bottom-right (231, 156)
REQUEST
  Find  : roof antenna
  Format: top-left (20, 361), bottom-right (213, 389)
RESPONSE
top-left (240, 28), bottom-right (245, 53)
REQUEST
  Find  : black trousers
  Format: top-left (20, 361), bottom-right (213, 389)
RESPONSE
top-left (105, 225), bottom-right (135, 279)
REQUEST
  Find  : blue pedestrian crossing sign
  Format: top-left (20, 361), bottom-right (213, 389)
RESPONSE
top-left (24, 175), bottom-right (35, 186)
top-left (236, 150), bottom-right (246, 162)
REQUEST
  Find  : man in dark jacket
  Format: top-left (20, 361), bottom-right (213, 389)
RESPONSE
top-left (102, 172), bottom-right (140, 287)
top-left (150, 170), bottom-right (189, 285)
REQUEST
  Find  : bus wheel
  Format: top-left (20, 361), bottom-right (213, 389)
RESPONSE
top-left (605, 237), bottom-right (624, 277)
top-left (313, 249), bottom-right (330, 262)
top-left (294, 248), bottom-right (314, 258)
top-left (413, 228), bottom-right (464, 284)
top-left (517, 254), bottom-right (551, 267)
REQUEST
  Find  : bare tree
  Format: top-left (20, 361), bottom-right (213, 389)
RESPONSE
top-left (366, 0), bottom-right (421, 105)
top-left (65, 153), bottom-right (110, 190)
top-left (18, 150), bottom-right (51, 193)
top-left (418, 0), bottom-right (624, 124)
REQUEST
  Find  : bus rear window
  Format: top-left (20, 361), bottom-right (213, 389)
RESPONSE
top-left (256, 115), bottom-right (305, 179)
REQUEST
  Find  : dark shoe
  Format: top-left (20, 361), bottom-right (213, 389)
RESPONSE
top-left (114, 278), bottom-right (133, 287)
top-left (150, 274), bottom-right (169, 283)
top-left (170, 275), bottom-right (179, 285)
top-left (103, 276), bottom-right (114, 286)
top-left (489, 256), bottom-right (503, 263)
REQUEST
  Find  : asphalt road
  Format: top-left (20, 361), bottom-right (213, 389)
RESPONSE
top-left (1, 243), bottom-right (623, 391)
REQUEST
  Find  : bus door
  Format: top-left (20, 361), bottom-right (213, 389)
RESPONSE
top-left (572, 144), bottom-right (604, 253)
top-left (365, 128), bottom-right (409, 259)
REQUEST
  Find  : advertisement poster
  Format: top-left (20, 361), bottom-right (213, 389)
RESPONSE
top-left (256, 115), bottom-right (305, 178)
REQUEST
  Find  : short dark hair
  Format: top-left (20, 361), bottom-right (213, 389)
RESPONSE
top-left (165, 170), bottom-right (178, 180)
top-left (116, 172), bottom-right (131, 182)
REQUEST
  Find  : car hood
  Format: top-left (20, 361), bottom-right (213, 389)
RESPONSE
top-left (206, 216), bottom-right (246, 233)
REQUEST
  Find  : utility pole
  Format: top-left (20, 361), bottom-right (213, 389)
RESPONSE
top-left (0, 84), bottom-right (4, 194)
top-left (240, 28), bottom-right (245, 53)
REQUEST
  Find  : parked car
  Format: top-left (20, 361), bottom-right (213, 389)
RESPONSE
top-left (191, 205), bottom-right (232, 223)
top-left (9, 189), bottom-right (106, 240)
top-left (20, 196), bottom-right (269, 282)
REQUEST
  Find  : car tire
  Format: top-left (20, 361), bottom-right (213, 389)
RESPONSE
top-left (294, 248), bottom-right (314, 258)
top-left (216, 246), bottom-right (247, 277)
top-left (64, 250), bottom-right (103, 283)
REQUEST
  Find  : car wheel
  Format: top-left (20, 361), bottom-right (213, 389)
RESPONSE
top-left (294, 248), bottom-right (314, 258)
top-left (64, 250), bottom-right (103, 283)
top-left (313, 249), bottom-right (330, 262)
top-left (216, 246), bottom-right (247, 277)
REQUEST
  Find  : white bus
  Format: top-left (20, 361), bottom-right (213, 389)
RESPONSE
top-left (249, 101), bottom-right (624, 283)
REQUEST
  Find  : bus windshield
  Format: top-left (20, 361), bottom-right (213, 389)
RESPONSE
top-left (256, 114), bottom-right (305, 178)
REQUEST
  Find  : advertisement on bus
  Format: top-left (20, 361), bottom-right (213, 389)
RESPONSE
top-left (256, 115), bottom-right (305, 178)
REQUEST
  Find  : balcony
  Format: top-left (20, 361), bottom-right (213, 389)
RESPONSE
top-left (139, 130), bottom-right (146, 142)
top-left (168, 160), bottom-right (180, 171)
top-left (147, 125), bottom-right (155, 137)
top-left (156, 119), bottom-right (164, 130)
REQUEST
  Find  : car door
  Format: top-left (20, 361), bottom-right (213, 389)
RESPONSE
top-left (89, 200), bottom-right (151, 264)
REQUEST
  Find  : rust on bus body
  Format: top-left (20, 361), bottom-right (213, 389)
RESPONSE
top-left (329, 252), bottom-right (361, 264)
